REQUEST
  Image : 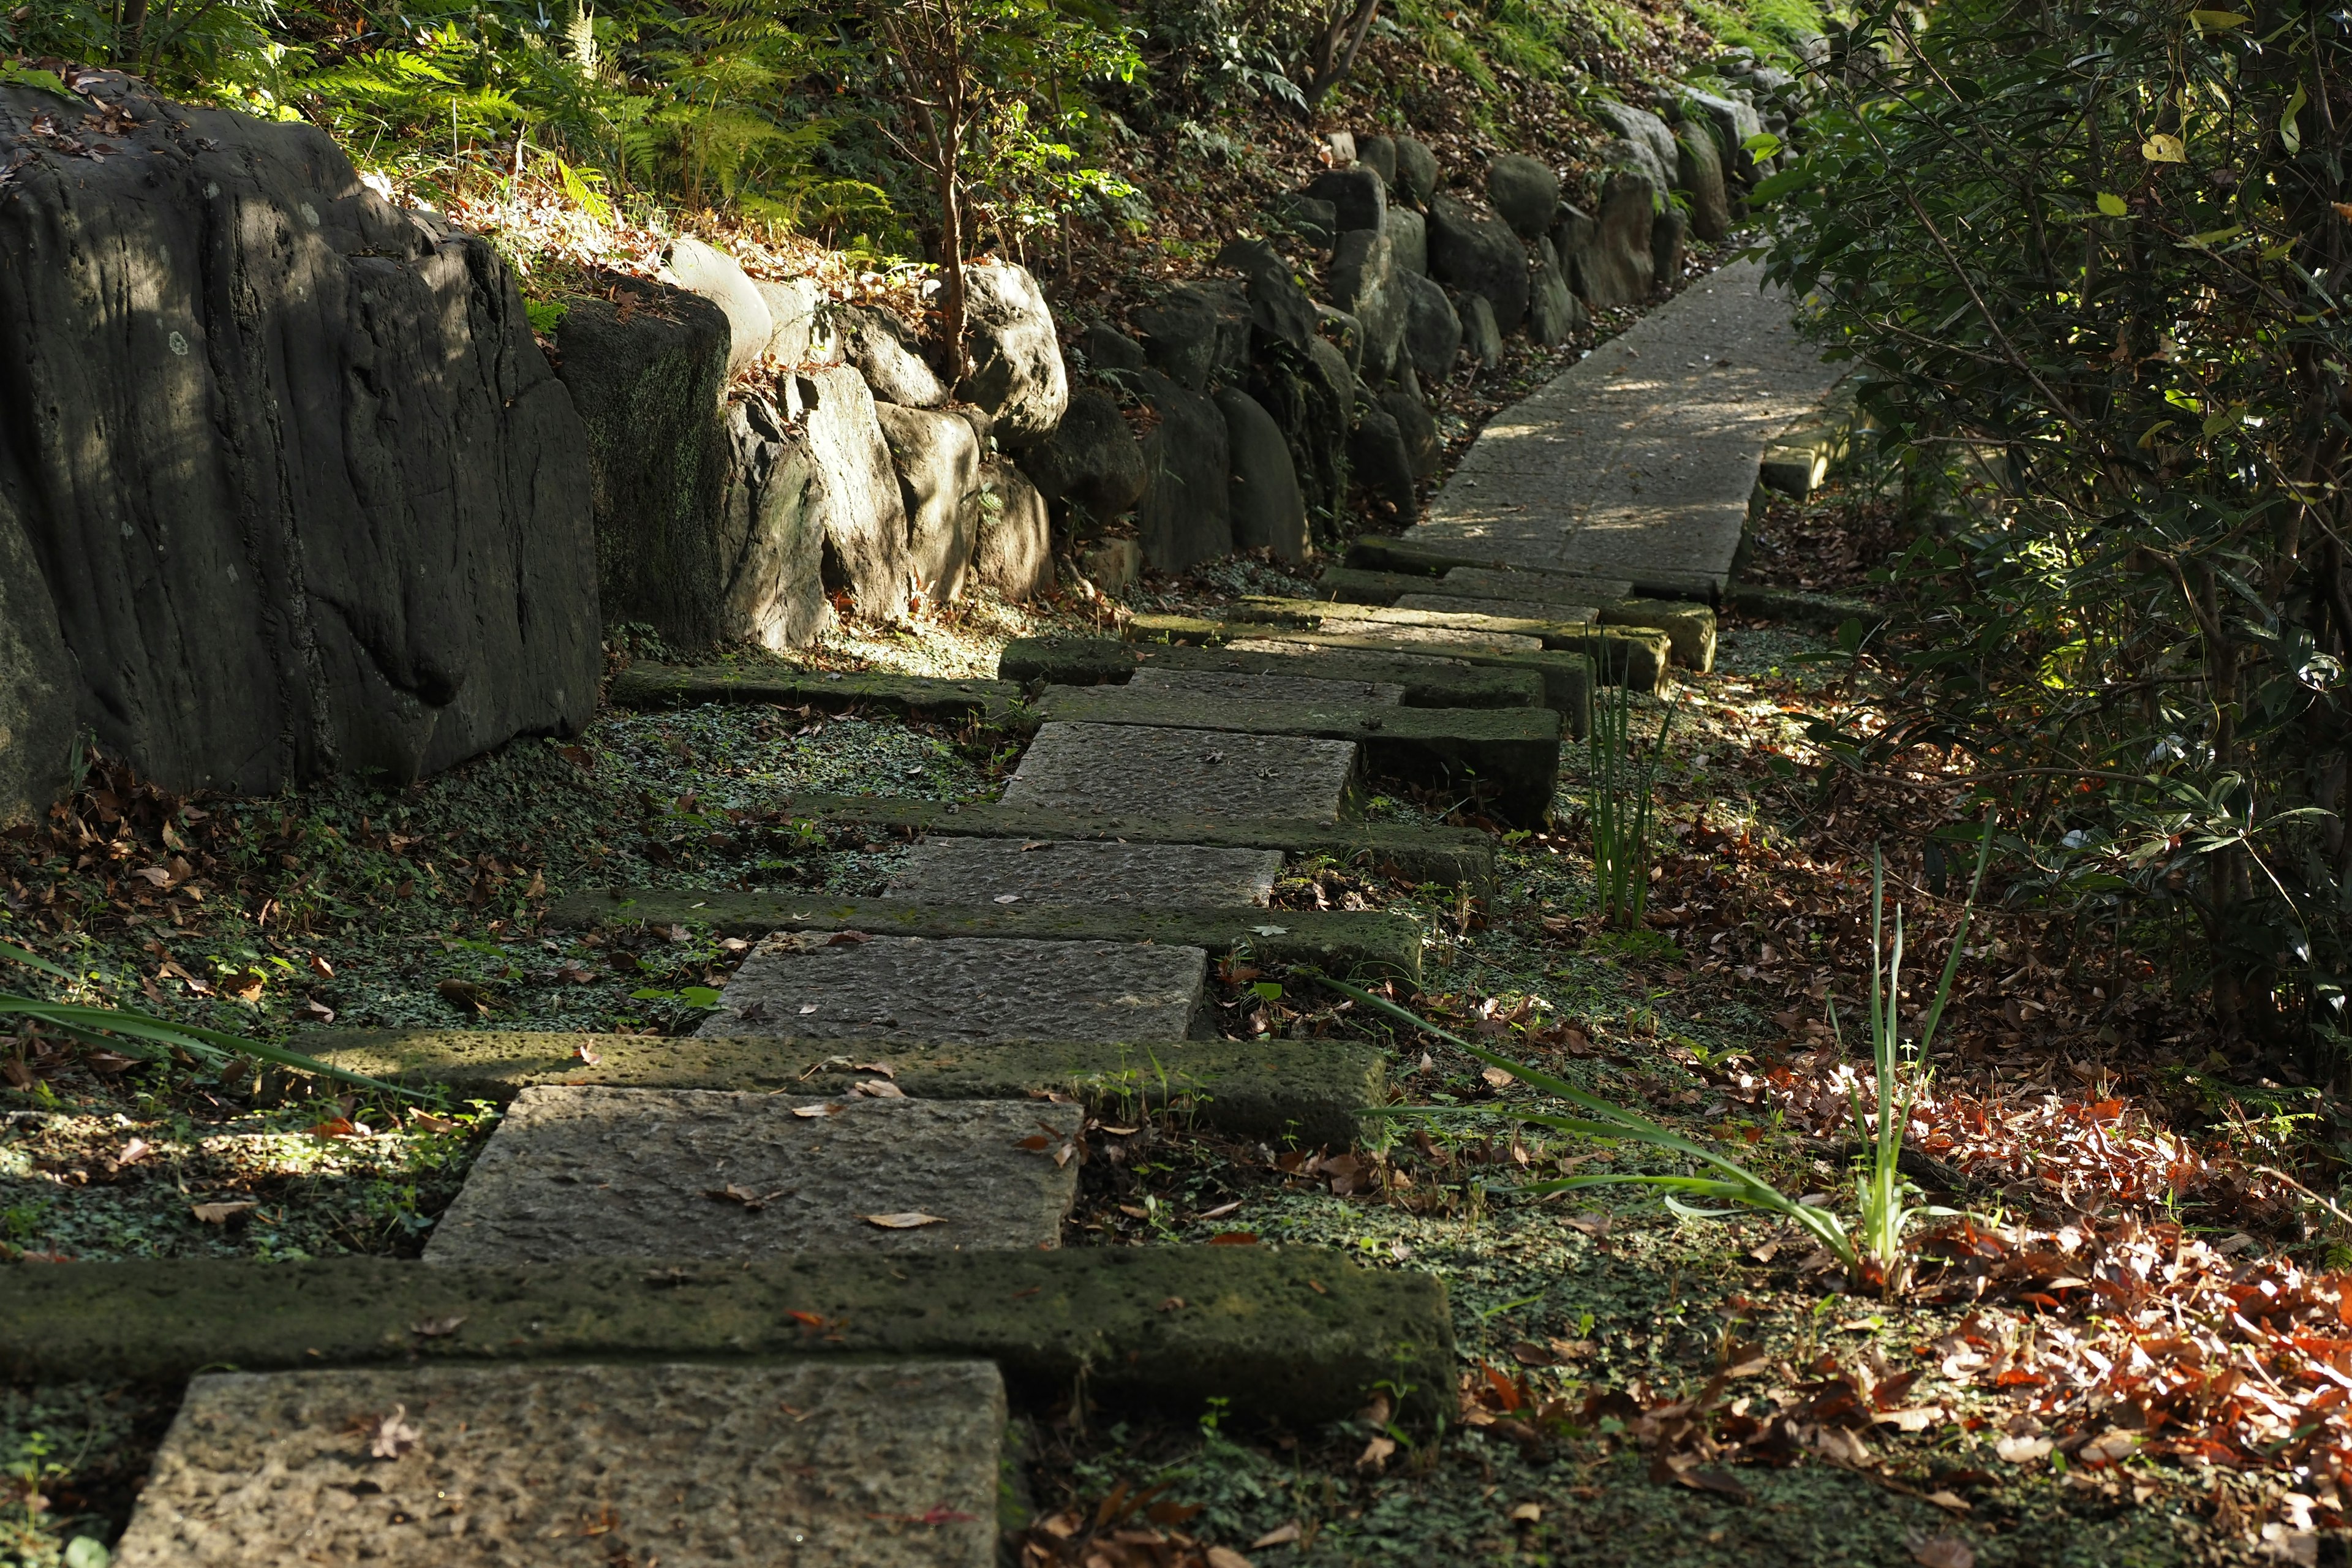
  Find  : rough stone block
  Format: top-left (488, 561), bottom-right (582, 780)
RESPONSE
top-left (1002, 722), bottom-right (1359, 824)
top-left (1130, 668), bottom-right (1405, 706)
top-left (115, 1361), bottom-right (1002, 1567)
top-left (426, 1088), bottom-right (1080, 1262)
top-left (1439, 566), bottom-right (1637, 602)
top-left (886, 837), bottom-right (1281, 907)
top-left (703, 932), bottom-right (1208, 1044)
top-left (1600, 597), bottom-right (1719, 671)
top-left (1396, 593), bottom-right (1598, 623)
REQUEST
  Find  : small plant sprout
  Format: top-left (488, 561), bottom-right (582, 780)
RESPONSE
top-left (1588, 676), bottom-right (1673, 929)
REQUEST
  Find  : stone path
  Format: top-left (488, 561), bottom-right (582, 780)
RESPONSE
top-left (1408, 258), bottom-right (1839, 592)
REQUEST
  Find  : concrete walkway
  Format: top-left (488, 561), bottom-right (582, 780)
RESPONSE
top-left (1411, 259), bottom-right (1838, 591)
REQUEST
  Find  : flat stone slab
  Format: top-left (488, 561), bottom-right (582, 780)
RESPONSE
top-left (549, 888), bottom-right (1424, 979)
top-left (999, 636), bottom-right (1542, 711)
top-left (1130, 666), bottom-right (1406, 706)
top-left (886, 836), bottom-right (1282, 907)
top-left (1412, 258), bottom-right (1840, 589)
top-left (1441, 566), bottom-right (1635, 602)
top-left (1035, 688), bottom-right (1562, 826)
top-left (1396, 592), bottom-right (1600, 622)
top-left (1002, 720), bottom-right (1359, 823)
top-left (1221, 601), bottom-right (1672, 695)
top-left (311, 1031), bottom-right (1389, 1148)
top-left (116, 1360), bottom-right (1001, 1567)
top-left (1, 1249), bottom-right (1456, 1423)
top-left (702, 932), bottom-right (1207, 1044)
top-left (427, 1089), bottom-right (1080, 1263)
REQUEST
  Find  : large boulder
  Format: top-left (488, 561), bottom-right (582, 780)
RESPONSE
top-left (1392, 137), bottom-right (1440, 207)
top-left (665, 236), bottom-right (772, 377)
top-left (1676, 124), bottom-right (1732, 243)
top-left (0, 511), bottom-right (74, 825)
top-left (1275, 193), bottom-right (1339, 257)
top-left (1653, 207), bottom-right (1690, 289)
top-left (1021, 390), bottom-right (1147, 519)
top-left (1379, 388), bottom-right (1442, 478)
top-left (1081, 321), bottom-right (1149, 378)
top-left (1457, 291), bottom-right (1504, 368)
top-left (1595, 102), bottom-right (1683, 192)
top-left (875, 403), bottom-right (982, 602)
top-left (1305, 167), bottom-right (1387, 235)
top-left (1529, 254), bottom-right (1586, 346)
top-left (1133, 282), bottom-right (1250, 391)
top-left (714, 391), bottom-right (834, 652)
top-left (1355, 135), bottom-right (1398, 187)
top-left (1248, 340), bottom-right (1352, 530)
top-left (1349, 407), bottom-right (1419, 520)
top-left (972, 458), bottom-right (1054, 601)
top-left (1400, 271), bottom-right (1463, 379)
top-left (1134, 371), bottom-right (1233, 572)
top-left (793, 367), bottom-right (914, 619)
top-left (0, 70), bottom-right (603, 796)
top-left (1678, 88), bottom-right (1766, 181)
top-left (1486, 154), bottom-right (1561, 240)
top-left (755, 279), bottom-right (828, 366)
top-left (1216, 388), bottom-right (1309, 563)
top-left (1329, 228), bottom-right (1408, 384)
top-left (1427, 196), bottom-right (1529, 335)
top-left (840, 306), bottom-right (946, 407)
top-left (1386, 206), bottom-right (1428, 276)
top-left (956, 263), bottom-right (1068, 448)
top-left (1219, 239), bottom-right (1318, 352)
top-left (1577, 170), bottom-right (1660, 309)
top-left (558, 287), bottom-right (735, 643)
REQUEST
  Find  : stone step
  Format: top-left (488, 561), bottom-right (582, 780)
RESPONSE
top-left (997, 635), bottom-right (1547, 712)
top-left (1, 1250), bottom-right (1455, 1422)
top-left (611, 662), bottom-right (1024, 722)
top-left (427, 1090), bottom-right (1082, 1264)
top-left (1346, 534), bottom-right (1721, 602)
top-left (1314, 569), bottom-right (1716, 671)
top-left (1003, 720), bottom-right (1359, 824)
top-left (704, 933), bottom-right (1208, 1045)
top-left (116, 1360), bottom-right (1004, 1567)
top-left (735, 791), bottom-right (1496, 889)
top-left (1724, 578), bottom-right (1883, 633)
top-left (1228, 598), bottom-right (1673, 693)
top-left (547, 889), bottom-right (1424, 979)
top-left (1131, 666), bottom-right (1405, 706)
top-left (310, 1030), bottom-right (1387, 1148)
top-left (885, 837), bottom-right (1282, 908)
top-left (1759, 376), bottom-right (1864, 497)
top-left (1035, 688), bottom-right (1561, 827)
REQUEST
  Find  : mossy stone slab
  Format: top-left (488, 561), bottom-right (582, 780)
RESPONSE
top-left (610, 662), bottom-right (1027, 723)
top-left (116, 1360), bottom-right (1003, 1568)
top-left (997, 636), bottom-right (1546, 711)
top-left (703, 933), bottom-right (1207, 1045)
top-left (309, 1031), bottom-right (1388, 1149)
top-left (1035, 688), bottom-right (1561, 827)
top-left (546, 888), bottom-right (1424, 980)
top-left (312, 1031), bottom-right (1385, 1148)
top-left (0, 1250), bottom-right (1455, 1421)
top-left (1599, 597), bottom-right (1718, 672)
top-left (426, 1090), bottom-right (1082, 1263)
top-left (1129, 667), bottom-right (1405, 706)
top-left (884, 837), bottom-right (1282, 907)
top-left (1001, 721), bottom-right (1360, 824)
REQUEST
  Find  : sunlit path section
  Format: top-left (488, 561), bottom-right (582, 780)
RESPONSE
top-left (1412, 258), bottom-right (1838, 592)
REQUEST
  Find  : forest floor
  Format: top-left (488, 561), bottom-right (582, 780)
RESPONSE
top-left (2, 276), bottom-right (2340, 1568)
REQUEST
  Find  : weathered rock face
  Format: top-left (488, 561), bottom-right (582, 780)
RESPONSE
top-left (1082, 322), bottom-right (1149, 376)
top-left (1577, 170), bottom-right (1660, 309)
top-left (754, 279), bottom-right (827, 365)
top-left (1678, 88), bottom-right (1765, 181)
top-left (1248, 340), bottom-right (1352, 531)
top-left (1676, 125), bottom-right (1732, 243)
top-left (715, 392), bottom-right (834, 652)
top-left (875, 403), bottom-right (981, 601)
top-left (1457, 291), bottom-right (1504, 367)
top-left (1596, 102), bottom-right (1682, 192)
top-left (1216, 388), bottom-right (1310, 562)
top-left (1219, 239), bottom-right (1318, 353)
top-left (0, 74), bottom-right (600, 796)
top-left (0, 510), bottom-right (74, 826)
top-left (1529, 257), bottom-right (1586, 345)
top-left (956, 264), bottom-right (1068, 447)
top-left (1652, 206), bottom-right (1690, 288)
top-left (1330, 228), bottom-right (1407, 383)
top-left (1134, 371), bottom-right (1233, 572)
top-left (972, 458), bottom-right (1054, 601)
top-left (1392, 138), bottom-right (1440, 207)
top-left (1487, 154), bottom-right (1561, 240)
top-left (1379, 388), bottom-right (1443, 478)
top-left (1355, 135), bottom-right (1398, 187)
top-left (1400, 271), bottom-right (1463, 379)
top-left (840, 306), bottom-right (946, 408)
top-left (1349, 407), bottom-right (1419, 519)
top-left (1428, 195), bottom-right (1529, 334)
top-left (665, 236), bottom-right (772, 377)
top-left (1386, 207), bottom-right (1428, 277)
top-left (1134, 283), bottom-right (1249, 391)
top-left (1021, 390), bottom-right (1147, 519)
top-left (793, 367), bottom-right (913, 619)
top-left (1275, 193), bottom-right (1339, 256)
top-left (1305, 167), bottom-right (1387, 235)
top-left (558, 287), bottom-right (733, 643)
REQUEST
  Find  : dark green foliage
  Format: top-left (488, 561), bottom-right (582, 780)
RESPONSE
top-left (1763, 0), bottom-right (2352, 1058)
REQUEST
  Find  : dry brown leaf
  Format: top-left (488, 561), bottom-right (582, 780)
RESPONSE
top-left (1205, 1548), bottom-right (1254, 1568)
top-left (189, 1200), bottom-right (254, 1224)
top-left (409, 1316), bottom-right (466, 1338)
top-left (1994, 1435), bottom-right (2052, 1463)
top-left (1250, 1521), bottom-right (1302, 1548)
top-left (1910, 1537), bottom-right (1974, 1568)
top-left (794, 1102), bottom-right (843, 1118)
top-left (370, 1404), bottom-right (421, 1460)
top-left (863, 1211), bottom-right (945, 1229)
top-left (1356, 1434), bottom-right (1396, 1472)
